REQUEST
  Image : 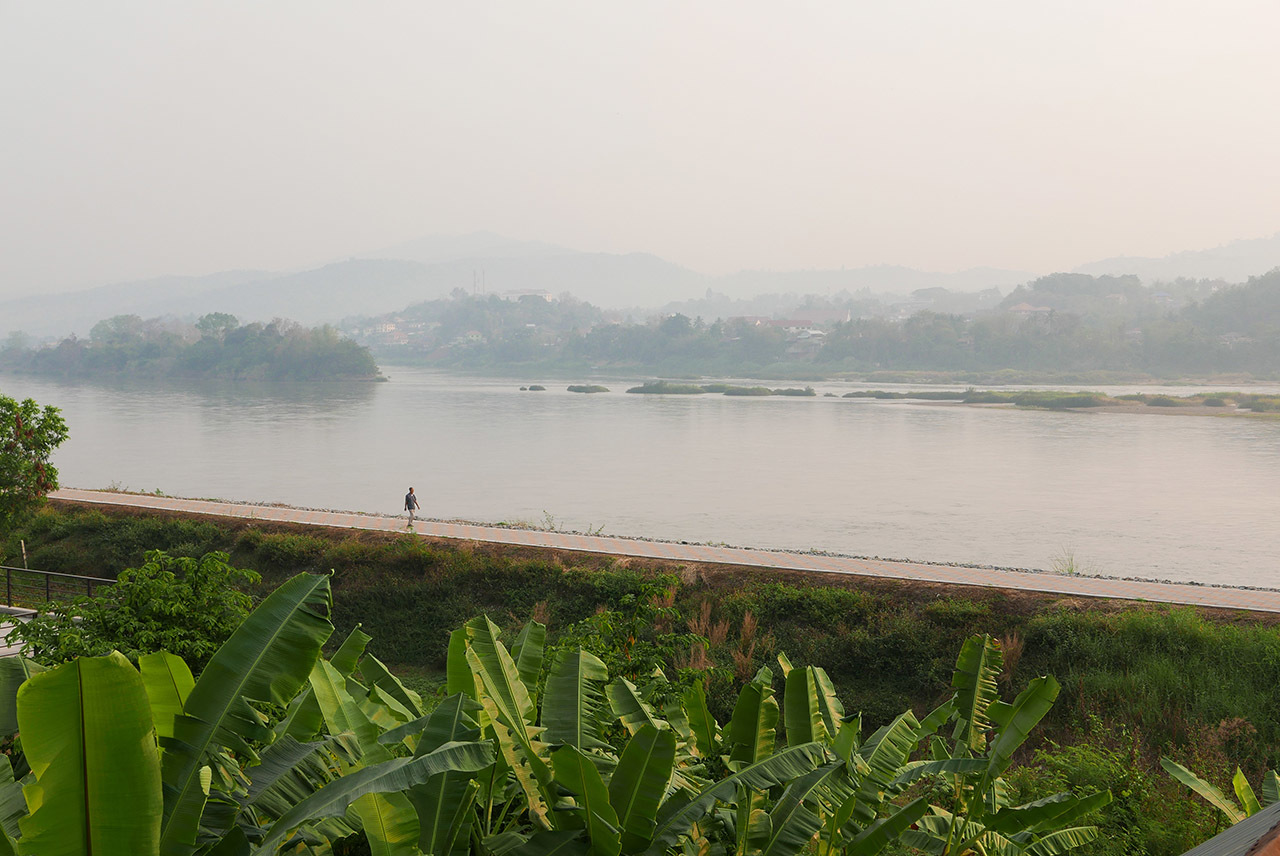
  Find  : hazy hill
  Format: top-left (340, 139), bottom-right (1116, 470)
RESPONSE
top-left (0, 270), bottom-right (270, 339)
top-left (1074, 233), bottom-right (1280, 283)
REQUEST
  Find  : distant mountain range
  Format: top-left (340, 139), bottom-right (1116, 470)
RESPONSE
top-left (1073, 232), bottom-right (1280, 283)
top-left (3, 230), bottom-right (1278, 338)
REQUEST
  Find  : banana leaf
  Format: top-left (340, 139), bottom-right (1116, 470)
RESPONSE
top-left (17, 652), bottom-right (163, 856)
top-left (408, 693), bottom-right (488, 856)
top-left (544, 650), bottom-right (611, 753)
top-left (0, 657), bottom-right (44, 735)
top-left (951, 635), bottom-right (1002, 754)
top-left (783, 668), bottom-right (829, 747)
top-left (606, 679), bottom-right (666, 737)
top-left (1022, 826), bottom-right (1100, 856)
top-left (139, 651), bottom-right (195, 742)
top-left (160, 573), bottom-right (333, 856)
top-left (681, 683), bottom-right (717, 760)
top-left (1160, 757), bottom-right (1244, 823)
top-left (727, 673), bottom-right (778, 767)
top-left (362, 654), bottom-right (425, 718)
top-left (760, 762), bottom-right (845, 856)
top-left (843, 796), bottom-right (929, 856)
top-left (552, 745), bottom-right (622, 856)
top-left (0, 757), bottom-right (26, 841)
top-left (609, 725), bottom-right (676, 855)
top-left (644, 742), bottom-right (829, 856)
top-left (513, 620), bottom-right (547, 708)
top-left (975, 676), bottom-right (1059, 800)
top-left (1235, 767), bottom-right (1263, 817)
top-left (253, 741), bottom-right (495, 854)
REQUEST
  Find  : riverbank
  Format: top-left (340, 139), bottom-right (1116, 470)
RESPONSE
top-left (8, 499), bottom-right (1279, 851)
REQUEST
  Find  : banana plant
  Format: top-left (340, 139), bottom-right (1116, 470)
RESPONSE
top-left (903, 635), bottom-right (1112, 856)
top-left (0, 574), bottom-right (496, 856)
top-left (1160, 758), bottom-right (1280, 825)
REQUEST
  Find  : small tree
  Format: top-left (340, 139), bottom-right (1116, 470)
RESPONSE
top-left (0, 393), bottom-right (69, 528)
top-left (10, 549), bottom-right (260, 669)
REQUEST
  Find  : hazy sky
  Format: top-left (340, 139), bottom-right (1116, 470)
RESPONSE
top-left (3, 1), bottom-right (1279, 299)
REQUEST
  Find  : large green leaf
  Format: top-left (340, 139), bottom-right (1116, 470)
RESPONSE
top-left (644, 743), bottom-right (829, 856)
top-left (987, 791), bottom-right (1112, 837)
top-left (544, 650), bottom-right (611, 752)
top-left (464, 622), bottom-right (554, 829)
top-left (1023, 826), bottom-right (1100, 856)
top-left (241, 734), bottom-right (361, 846)
top-left (976, 676), bottom-right (1059, 799)
top-left (513, 620), bottom-right (547, 708)
top-left (253, 741), bottom-right (495, 855)
top-left (139, 652), bottom-right (195, 742)
top-left (681, 683), bottom-right (717, 760)
top-left (609, 725), bottom-right (676, 855)
top-left (727, 673), bottom-right (778, 767)
top-left (160, 573), bottom-right (333, 856)
top-left (811, 668), bottom-right (844, 741)
top-left (1160, 757), bottom-right (1244, 823)
top-left (330, 624), bottom-right (373, 676)
top-left (1234, 768), bottom-right (1263, 817)
top-left (842, 797), bottom-right (928, 856)
top-left (362, 654), bottom-right (425, 719)
top-left (606, 679), bottom-right (665, 737)
top-left (951, 635), bottom-right (1003, 754)
top-left (761, 762), bottom-right (845, 856)
top-left (0, 757), bottom-right (26, 842)
top-left (783, 668), bottom-right (829, 747)
top-left (844, 711), bottom-right (920, 827)
top-left (408, 693), bottom-right (487, 856)
top-left (17, 652), bottom-right (163, 856)
top-left (466, 617), bottom-right (537, 728)
top-left (553, 745), bottom-right (622, 856)
top-left (311, 659), bottom-right (387, 762)
top-left (0, 658), bottom-right (43, 735)
top-left (1263, 770), bottom-right (1280, 807)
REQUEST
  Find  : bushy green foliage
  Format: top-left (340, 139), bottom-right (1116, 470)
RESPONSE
top-left (10, 549), bottom-right (259, 669)
top-left (567, 384), bottom-right (609, 393)
top-left (0, 394), bottom-right (68, 527)
top-left (0, 313), bottom-right (381, 381)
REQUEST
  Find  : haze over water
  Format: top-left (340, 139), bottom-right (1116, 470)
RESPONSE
top-left (5, 367), bottom-right (1279, 587)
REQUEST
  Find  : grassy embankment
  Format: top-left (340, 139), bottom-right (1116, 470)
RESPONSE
top-left (8, 501), bottom-right (1280, 851)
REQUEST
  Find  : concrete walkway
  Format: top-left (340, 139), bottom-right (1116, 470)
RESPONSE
top-left (51, 488), bottom-right (1280, 614)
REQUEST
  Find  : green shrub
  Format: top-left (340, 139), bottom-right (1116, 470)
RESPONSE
top-left (625, 380), bottom-right (708, 394)
top-left (1146, 395), bottom-right (1184, 407)
top-left (566, 384), bottom-right (609, 393)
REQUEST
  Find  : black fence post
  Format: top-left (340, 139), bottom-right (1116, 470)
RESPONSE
top-left (5, 568), bottom-right (9, 607)
top-left (45, 572), bottom-right (50, 603)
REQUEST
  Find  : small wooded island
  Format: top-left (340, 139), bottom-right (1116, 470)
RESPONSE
top-left (0, 312), bottom-right (383, 381)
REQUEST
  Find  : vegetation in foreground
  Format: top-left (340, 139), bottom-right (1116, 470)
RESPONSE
top-left (5, 504), bottom-right (1272, 853)
top-left (0, 566), bottom-right (1116, 856)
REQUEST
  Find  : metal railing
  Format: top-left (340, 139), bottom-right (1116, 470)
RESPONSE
top-left (0, 565), bottom-right (116, 610)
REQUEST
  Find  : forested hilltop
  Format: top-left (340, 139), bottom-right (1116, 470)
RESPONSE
top-left (347, 270), bottom-right (1280, 379)
top-left (0, 313), bottom-right (382, 381)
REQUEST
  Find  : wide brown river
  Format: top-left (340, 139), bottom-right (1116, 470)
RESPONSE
top-left (4, 367), bottom-right (1279, 586)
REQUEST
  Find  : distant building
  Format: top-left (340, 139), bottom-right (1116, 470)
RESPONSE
top-left (500, 289), bottom-right (554, 302)
top-left (1007, 302), bottom-right (1053, 316)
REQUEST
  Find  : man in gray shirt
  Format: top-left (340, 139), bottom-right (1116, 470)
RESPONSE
top-left (405, 487), bottom-right (420, 526)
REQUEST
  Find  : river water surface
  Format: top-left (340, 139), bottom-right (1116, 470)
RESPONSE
top-left (3, 368), bottom-right (1279, 586)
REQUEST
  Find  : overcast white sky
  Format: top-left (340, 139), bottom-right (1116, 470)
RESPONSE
top-left (2, 1), bottom-right (1278, 300)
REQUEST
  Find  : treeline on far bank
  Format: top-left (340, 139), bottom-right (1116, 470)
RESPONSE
top-left (0, 312), bottom-right (382, 381)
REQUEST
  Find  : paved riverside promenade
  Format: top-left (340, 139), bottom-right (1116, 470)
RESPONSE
top-left (51, 488), bottom-right (1280, 614)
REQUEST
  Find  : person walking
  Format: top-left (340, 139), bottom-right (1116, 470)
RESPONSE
top-left (404, 486), bottom-right (420, 526)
